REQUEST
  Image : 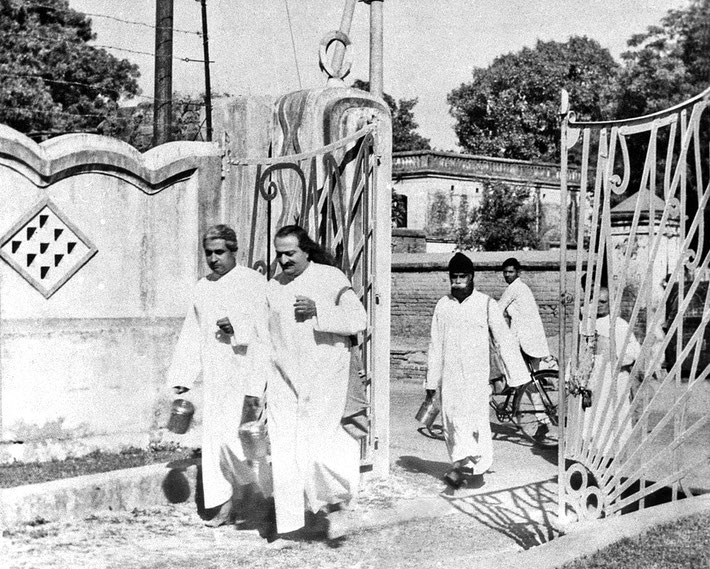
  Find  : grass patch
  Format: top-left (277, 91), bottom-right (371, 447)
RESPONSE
top-left (562, 511), bottom-right (710, 569)
top-left (0, 443), bottom-right (197, 488)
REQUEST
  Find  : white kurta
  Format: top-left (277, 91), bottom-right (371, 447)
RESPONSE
top-left (571, 315), bottom-right (641, 459)
top-left (266, 262), bottom-right (367, 534)
top-left (498, 277), bottom-right (550, 359)
top-left (167, 266), bottom-right (270, 509)
top-left (426, 290), bottom-right (529, 473)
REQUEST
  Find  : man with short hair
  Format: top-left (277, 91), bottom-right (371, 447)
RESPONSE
top-left (426, 252), bottom-right (530, 488)
top-left (498, 257), bottom-right (553, 371)
top-left (167, 224), bottom-right (271, 527)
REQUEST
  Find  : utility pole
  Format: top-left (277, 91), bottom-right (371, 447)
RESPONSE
top-left (359, 0), bottom-right (383, 97)
top-left (197, 0), bottom-right (213, 141)
top-left (153, 0), bottom-right (174, 146)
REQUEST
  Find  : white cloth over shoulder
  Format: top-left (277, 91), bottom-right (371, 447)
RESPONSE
top-left (167, 265), bottom-right (271, 509)
top-left (426, 290), bottom-right (529, 473)
top-left (266, 262), bottom-right (367, 534)
top-left (498, 278), bottom-right (550, 359)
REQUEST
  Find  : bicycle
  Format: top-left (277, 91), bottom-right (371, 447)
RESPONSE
top-left (490, 365), bottom-right (559, 448)
top-left (419, 364), bottom-right (559, 449)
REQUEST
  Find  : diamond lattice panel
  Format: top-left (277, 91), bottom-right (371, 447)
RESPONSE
top-left (0, 198), bottom-right (98, 298)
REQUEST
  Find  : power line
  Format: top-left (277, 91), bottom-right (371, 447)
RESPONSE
top-left (23, 3), bottom-right (201, 36)
top-left (283, 0), bottom-right (302, 89)
top-left (83, 12), bottom-right (201, 36)
top-left (0, 29), bottom-right (209, 64)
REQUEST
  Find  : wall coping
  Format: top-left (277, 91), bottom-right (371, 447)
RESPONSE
top-left (392, 251), bottom-right (579, 272)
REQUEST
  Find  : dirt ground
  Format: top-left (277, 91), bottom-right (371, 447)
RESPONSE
top-left (2, 381), bottom-right (562, 568)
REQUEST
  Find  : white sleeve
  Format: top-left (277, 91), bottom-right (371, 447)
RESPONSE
top-left (488, 298), bottom-right (530, 387)
top-left (166, 302), bottom-right (202, 390)
top-left (313, 279), bottom-right (367, 337)
top-left (425, 301), bottom-right (444, 391)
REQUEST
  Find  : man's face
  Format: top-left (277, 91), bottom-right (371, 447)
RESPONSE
top-left (204, 238), bottom-right (236, 277)
top-left (597, 288), bottom-right (610, 318)
top-left (503, 265), bottom-right (518, 285)
top-left (450, 272), bottom-right (474, 299)
top-left (275, 235), bottom-right (309, 278)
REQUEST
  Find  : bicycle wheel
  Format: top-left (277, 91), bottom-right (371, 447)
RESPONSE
top-left (514, 370), bottom-right (559, 448)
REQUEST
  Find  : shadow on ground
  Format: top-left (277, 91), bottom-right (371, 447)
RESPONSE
top-left (443, 480), bottom-right (560, 549)
top-left (396, 455), bottom-right (450, 482)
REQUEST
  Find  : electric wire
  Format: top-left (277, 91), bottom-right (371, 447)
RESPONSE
top-left (282, 0), bottom-right (302, 89)
top-left (22, 3), bottom-right (201, 36)
top-left (0, 28), bottom-right (209, 63)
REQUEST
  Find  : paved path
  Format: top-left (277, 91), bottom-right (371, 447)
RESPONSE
top-left (2, 380), bottom-right (706, 569)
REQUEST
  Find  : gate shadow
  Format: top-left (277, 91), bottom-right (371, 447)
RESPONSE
top-left (442, 479), bottom-right (560, 549)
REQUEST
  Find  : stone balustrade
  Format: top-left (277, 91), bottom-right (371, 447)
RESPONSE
top-left (393, 150), bottom-right (581, 186)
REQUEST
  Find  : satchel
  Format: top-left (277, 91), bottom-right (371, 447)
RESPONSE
top-left (336, 286), bottom-right (370, 440)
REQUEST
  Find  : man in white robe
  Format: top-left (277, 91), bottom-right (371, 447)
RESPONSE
top-left (570, 286), bottom-right (641, 460)
top-left (498, 257), bottom-right (552, 369)
top-left (265, 225), bottom-right (367, 539)
top-left (426, 252), bottom-right (530, 488)
top-left (167, 225), bottom-right (271, 527)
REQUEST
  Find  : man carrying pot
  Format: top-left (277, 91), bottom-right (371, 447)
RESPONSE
top-left (426, 252), bottom-right (529, 489)
top-left (167, 224), bottom-right (272, 527)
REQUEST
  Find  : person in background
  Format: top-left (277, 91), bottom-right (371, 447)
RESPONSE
top-left (264, 225), bottom-right (367, 540)
top-left (167, 224), bottom-right (271, 527)
top-left (575, 285), bottom-right (642, 459)
top-left (498, 257), bottom-right (555, 371)
top-left (426, 252), bottom-right (530, 489)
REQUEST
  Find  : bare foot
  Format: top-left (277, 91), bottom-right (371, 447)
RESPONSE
top-left (205, 500), bottom-right (233, 528)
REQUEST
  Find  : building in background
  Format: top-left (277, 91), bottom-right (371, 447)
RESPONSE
top-left (392, 150), bottom-right (581, 252)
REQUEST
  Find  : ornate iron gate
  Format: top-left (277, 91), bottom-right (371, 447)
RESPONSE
top-left (228, 126), bottom-right (379, 463)
top-left (558, 87), bottom-right (710, 522)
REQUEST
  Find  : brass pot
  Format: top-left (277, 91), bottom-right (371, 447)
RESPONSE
top-left (415, 396), bottom-right (439, 429)
top-left (238, 420), bottom-right (270, 460)
top-left (167, 399), bottom-right (195, 435)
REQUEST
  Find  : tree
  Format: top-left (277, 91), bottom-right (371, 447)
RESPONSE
top-left (353, 79), bottom-right (431, 152)
top-left (425, 189), bottom-right (453, 238)
top-left (460, 182), bottom-right (538, 251)
top-left (617, 0), bottom-right (710, 118)
top-left (447, 37), bottom-right (619, 162)
top-left (0, 0), bottom-right (140, 138)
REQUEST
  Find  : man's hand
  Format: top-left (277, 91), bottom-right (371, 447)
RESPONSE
top-left (173, 386), bottom-right (189, 395)
top-left (216, 317), bottom-right (234, 335)
top-left (425, 389), bottom-right (436, 400)
top-left (294, 296), bottom-right (317, 321)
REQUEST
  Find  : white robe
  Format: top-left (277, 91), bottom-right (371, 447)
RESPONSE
top-left (266, 262), bottom-right (367, 534)
top-left (426, 290), bottom-right (529, 473)
top-left (167, 265), bottom-right (271, 509)
top-left (570, 315), bottom-right (641, 460)
top-left (498, 277), bottom-right (551, 359)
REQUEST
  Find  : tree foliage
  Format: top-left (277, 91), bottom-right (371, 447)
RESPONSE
top-left (0, 0), bottom-right (140, 137)
top-left (617, 0), bottom-right (710, 118)
top-left (426, 189), bottom-right (453, 238)
top-left (353, 79), bottom-right (431, 152)
top-left (447, 37), bottom-right (619, 162)
top-left (460, 182), bottom-right (538, 251)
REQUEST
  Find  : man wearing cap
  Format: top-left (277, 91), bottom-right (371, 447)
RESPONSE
top-left (425, 252), bottom-right (530, 488)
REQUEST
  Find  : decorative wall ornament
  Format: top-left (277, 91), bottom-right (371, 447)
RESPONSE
top-left (0, 197), bottom-right (98, 298)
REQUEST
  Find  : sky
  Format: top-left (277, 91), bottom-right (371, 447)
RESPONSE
top-left (71, 0), bottom-right (689, 151)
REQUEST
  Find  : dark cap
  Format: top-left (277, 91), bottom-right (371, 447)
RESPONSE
top-left (448, 252), bottom-right (474, 275)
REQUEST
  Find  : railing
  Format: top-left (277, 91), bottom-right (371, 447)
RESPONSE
top-left (393, 150), bottom-right (582, 186)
